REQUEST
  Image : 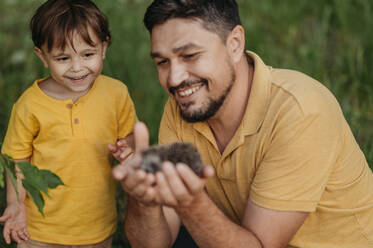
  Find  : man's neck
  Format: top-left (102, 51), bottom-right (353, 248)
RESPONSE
top-left (207, 57), bottom-right (254, 153)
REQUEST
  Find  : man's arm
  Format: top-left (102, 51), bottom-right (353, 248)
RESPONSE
top-left (125, 197), bottom-right (181, 248)
top-left (156, 162), bottom-right (309, 248)
top-left (113, 122), bottom-right (181, 247)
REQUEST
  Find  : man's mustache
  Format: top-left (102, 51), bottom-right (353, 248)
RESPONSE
top-left (169, 78), bottom-right (208, 95)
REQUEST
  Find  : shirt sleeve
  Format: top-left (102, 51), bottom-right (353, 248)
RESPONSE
top-left (1, 101), bottom-right (39, 159)
top-left (117, 84), bottom-right (138, 139)
top-left (250, 102), bottom-right (343, 212)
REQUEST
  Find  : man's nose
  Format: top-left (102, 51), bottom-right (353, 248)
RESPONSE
top-left (168, 62), bottom-right (189, 87)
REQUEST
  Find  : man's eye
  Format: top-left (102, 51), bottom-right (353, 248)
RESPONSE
top-left (184, 53), bottom-right (198, 60)
top-left (157, 59), bottom-right (168, 66)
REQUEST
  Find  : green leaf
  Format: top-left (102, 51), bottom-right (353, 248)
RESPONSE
top-left (22, 180), bottom-right (45, 217)
top-left (0, 159), bottom-right (4, 174)
top-left (17, 162), bottom-right (49, 197)
top-left (0, 154), bottom-right (9, 169)
top-left (3, 154), bottom-right (16, 169)
top-left (40, 169), bottom-right (64, 189)
top-left (0, 154), bottom-right (63, 216)
top-left (1, 155), bottom-right (18, 195)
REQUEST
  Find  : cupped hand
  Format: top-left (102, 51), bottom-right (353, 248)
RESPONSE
top-left (0, 203), bottom-right (30, 244)
top-left (112, 122), bottom-right (161, 205)
top-left (155, 161), bottom-right (214, 208)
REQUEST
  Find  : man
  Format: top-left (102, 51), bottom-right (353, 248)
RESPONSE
top-left (113, 0), bottom-right (373, 247)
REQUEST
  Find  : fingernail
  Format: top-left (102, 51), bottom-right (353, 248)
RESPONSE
top-left (162, 162), bottom-right (173, 171)
top-left (113, 168), bottom-right (123, 178)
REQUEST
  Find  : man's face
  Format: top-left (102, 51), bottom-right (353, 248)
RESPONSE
top-left (151, 18), bottom-right (236, 122)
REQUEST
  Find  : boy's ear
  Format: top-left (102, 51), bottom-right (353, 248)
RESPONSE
top-left (226, 25), bottom-right (245, 63)
top-left (102, 41), bottom-right (108, 60)
top-left (34, 47), bottom-right (49, 68)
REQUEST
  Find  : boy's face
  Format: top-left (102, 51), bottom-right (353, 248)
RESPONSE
top-left (34, 28), bottom-right (107, 98)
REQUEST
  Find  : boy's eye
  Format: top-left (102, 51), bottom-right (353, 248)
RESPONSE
top-left (56, 57), bottom-right (69, 61)
top-left (83, 53), bottom-right (95, 58)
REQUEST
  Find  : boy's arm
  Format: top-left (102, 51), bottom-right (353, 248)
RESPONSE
top-left (6, 158), bottom-right (28, 203)
top-left (0, 158), bottom-right (30, 244)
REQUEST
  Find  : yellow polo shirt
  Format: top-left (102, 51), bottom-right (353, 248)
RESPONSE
top-left (158, 51), bottom-right (373, 247)
top-left (2, 75), bottom-right (137, 245)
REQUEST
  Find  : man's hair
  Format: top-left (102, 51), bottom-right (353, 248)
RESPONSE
top-left (143, 0), bottom-right (242, 42)
top-left (30, 0), bottom-right (111, 51)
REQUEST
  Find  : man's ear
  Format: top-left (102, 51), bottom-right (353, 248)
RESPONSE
top-left (34, 47), bottom-right (49, 68)
top-left (226, 25), bottom-right (245, 63)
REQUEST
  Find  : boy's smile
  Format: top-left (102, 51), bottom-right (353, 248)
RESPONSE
top-left (34, 28), bottom-right (107, 101)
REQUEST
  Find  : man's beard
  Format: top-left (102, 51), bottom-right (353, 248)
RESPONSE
top-left (169, 62), bottom-right (236, 123)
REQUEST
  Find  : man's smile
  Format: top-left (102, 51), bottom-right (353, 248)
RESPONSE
top-left (176, 83), bottom-right (203, 97)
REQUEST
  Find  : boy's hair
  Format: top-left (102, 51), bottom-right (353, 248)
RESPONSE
top-left (30, 0), bottom-right (111, 51)
top-left (143, 0), bottom-right (242, 42)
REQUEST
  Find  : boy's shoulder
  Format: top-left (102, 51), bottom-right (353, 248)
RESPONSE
top-left (14, 80), bottom-right (42, 107)
top-left (95, 74), bottom-right (129, 92)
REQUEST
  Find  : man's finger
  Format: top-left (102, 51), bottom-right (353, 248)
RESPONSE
top-left (124, 169), bottom-right (147, 192)
top-left (112, 164), bottom-right (129, 180)
top-left (113, 154), bottom-right (142, 180)
top-left (156, 172), bottom-right (178, 206)
top-left (134, 122), bottom-right (150, 153)
top-left (131, 173), bottom-right (156, 197)
top-left (176, 163), bottom-right (205, 194)
top-left (202, 165), bottom-right (215, 179)
top-left (163, 162), bottom-right (192, 204)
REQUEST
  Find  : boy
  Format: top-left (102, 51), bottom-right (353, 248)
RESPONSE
top-left (0, 0), bottom-right (137, 247)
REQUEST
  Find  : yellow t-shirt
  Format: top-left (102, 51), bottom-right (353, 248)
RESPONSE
top-left (2, 75), bottom-right (137, 245)
top-left (158, 51), bottom-right (373, 247)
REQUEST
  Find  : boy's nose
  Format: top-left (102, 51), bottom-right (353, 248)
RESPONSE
top-left (70, 58), bottom-right (83, 72)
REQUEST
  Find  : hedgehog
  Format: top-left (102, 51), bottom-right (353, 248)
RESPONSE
top-left (139, 142), bottom-right (204, 177)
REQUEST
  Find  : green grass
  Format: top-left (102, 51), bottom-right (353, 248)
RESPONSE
top-left (1, 0), bottom-right (372, 247)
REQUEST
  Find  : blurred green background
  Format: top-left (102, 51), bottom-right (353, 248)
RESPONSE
top-left (1, 0), bottom-right (373, 247)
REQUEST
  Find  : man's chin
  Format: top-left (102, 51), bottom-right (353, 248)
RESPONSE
top-left (180, 108), bottom-right (212, 123)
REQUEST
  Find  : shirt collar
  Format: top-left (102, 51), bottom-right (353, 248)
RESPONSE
top-left (242, 51), bottom-right (272, 136)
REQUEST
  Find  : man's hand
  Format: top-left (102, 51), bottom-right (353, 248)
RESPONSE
top-left (155, 161), bottom-right (214, 208)
top-left (0, 203), bottom-right (30, 244)
top-left (112, 122), bottom-right (161, 205)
